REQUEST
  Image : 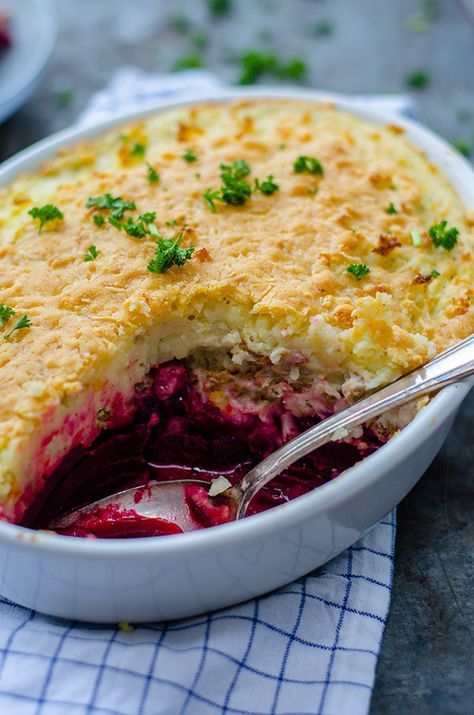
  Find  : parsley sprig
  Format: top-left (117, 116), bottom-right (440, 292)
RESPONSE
top-left (147, 232), bottom-right (195, 274)
top-left (385, 202), bottom-right (398, 214)
top-left (203, 160), bottom-right (253, 211)
top-left (146, 163), bottom-right (160, 184)
top-left (86, 194), bottom-right (136, 220)
top-left (84, 245), bottom-right (99, 262)
top-left (28, 205), bottom-right (64, 233)
top-left (0, 303), bottom-right (15, 329)
top-left (294, 156), bottom-right (324, 175)
top-left (254, 175), bottom-right (279, 195)
top-left (428, 220), bottom-right (459, 251)
top-left (183, 148), bottom-right (198, 163)
top-left (4, 315), bottom-right (32, 341)
top-left (347, 263), bottom-right (370, 280)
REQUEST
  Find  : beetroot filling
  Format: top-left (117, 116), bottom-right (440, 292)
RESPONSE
top-left (21, 361), bottom-right (383, 537)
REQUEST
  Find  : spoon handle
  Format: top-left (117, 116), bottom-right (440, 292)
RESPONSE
top-left (236, 334), bottom-right (474, 518)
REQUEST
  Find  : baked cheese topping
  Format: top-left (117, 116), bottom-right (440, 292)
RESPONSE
top-left (0, 99), bottom-right (472, 520)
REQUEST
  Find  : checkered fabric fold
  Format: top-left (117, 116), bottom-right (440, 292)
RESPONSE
top-left (0, 70), bottom-right (402, 715)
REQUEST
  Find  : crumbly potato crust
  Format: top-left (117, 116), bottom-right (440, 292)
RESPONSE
top-left (0, 99), bottom-right (472, 517)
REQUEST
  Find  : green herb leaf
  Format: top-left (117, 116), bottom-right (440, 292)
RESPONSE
top-left (203, 189), bottom-right (220, 213)
top-left (172, 54), bottom-right (203, 71)
top-left (183, 148), bottom-right (198, 163)
top-left (4, 314), bottom-right (32, 340)
top-left (311, 19), bottom-right (334, 36)
top-left (238, 51), bottom-right (277, 85)
top-left (55, 88), bottom-right (74, 108)
top-left (28, 204), bottom-right (64, 233)
top-left (146, 163), bottom-right (160, 184)
top-left (86, 194), bottom-right (136, 220)
top-left (431, 269), bottom-right (440, 278)
top-left (93, 214), bottom-right (105, 227)
top-left (0, 303), bottom-right (16, 329)
top-left (385, 202), bottom-right (398, 214)
top-left (347, 263), bottom-right (370, 280)
top-left (406, 69), bottom-right (430, 90)
top-left (453, 139), bottom-right (471, 158)
top-left (428, 220), bottom-right (459, 251)
top-left (275, 58), bottom-right (307, 81)
top-left (130, 143), bottom-right (146, 158)
top-left (255, 175), bottom-right (279, 195)
top-left (147, 232), bottom-right (195, 274)
top-left (168, 13), bottom-right (191, 32)
top-left (84, 245), bottom-right (99, 262)
top-left (165, 219), bottom-right (178, 227)
top-left (294, 155), bottom-right (324, 175)
top-left (207, 0), bottom-right (231, 17)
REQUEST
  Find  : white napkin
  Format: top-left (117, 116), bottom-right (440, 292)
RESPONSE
top-left (0, 69), bottom-right (405, 715)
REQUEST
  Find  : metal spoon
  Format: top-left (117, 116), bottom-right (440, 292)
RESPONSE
top-left (50, 334), bottom-right (473, 534)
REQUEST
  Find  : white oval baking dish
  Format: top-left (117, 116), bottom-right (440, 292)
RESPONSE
top-left (0, 88), bottom-right (472, 623)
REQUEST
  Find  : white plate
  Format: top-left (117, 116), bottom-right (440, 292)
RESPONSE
top-left (0, 0), bottom-right (57, 123)
top-left (0, 88), bottom-right (472, 622)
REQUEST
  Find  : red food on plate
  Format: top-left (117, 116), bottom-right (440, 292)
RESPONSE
top-left (0, 12), bottom-right (11, 50)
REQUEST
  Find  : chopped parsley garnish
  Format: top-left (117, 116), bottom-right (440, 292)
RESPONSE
top-left (312, 19), bottom-right (334, 36)
top-left (0, 303), bottom-right (15, 329)
top-left (93, 214), bottom-right (105, 227)
top-left (86, 194), bottom-right (136, 220)
top-left (146, 163), bottom-right (160, 184)
top-left (294, 155), bottom-right (324, 175)
top-left (385, 202), bottom-right (398, 214)
top-left (168, 13), bottom-right (191, 32)
top-left (130, 142), bottom-right (146, 158)
top-left (112, 211), bottom-right (158, 239)
top-left (4, 314), bottom-right (31, 341)
top-left (347, 263), bottom-right (370, 280)
top-left (203, 160), bottom-right (253, 211)
top-left (406, 69), bottom-right (430, 90)
top-left (207, 0), bottom-right (231, 17)
top-left (84, 245), bottom-right (99, 262)
top-left (165, 219), bottom-right (178, 227)
top-left (147, 232), bottom-right (195, 274)
top-left (431, 269), bottom-right (440, 278)
top-left (411, 229), bottom-right (423, 247)
top-left (276, 59), bottom-right (307, 81)
top-left (254, 175), bottom-right (279, 195)
top-left (183, 148), bottom-right (198, 163)
top-left (405, 0), bottom-right (439, 33)
top-left (428, 220), bottom-right (459, 251)
top-left (28, 204), bottom-right (64, 233)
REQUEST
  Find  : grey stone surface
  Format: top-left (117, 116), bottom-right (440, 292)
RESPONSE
top-left (0, 0), bottom-right (472, 712)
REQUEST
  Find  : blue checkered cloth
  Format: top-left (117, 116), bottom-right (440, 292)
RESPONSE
top-left (0, 70), bottom-right (403, 715)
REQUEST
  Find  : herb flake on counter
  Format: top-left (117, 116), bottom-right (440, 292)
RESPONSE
top-left (84, 245), bottom-right (99, 262)
top-left (0, 303), bottom-right (15, 329)
top-left (294, 155), bottom-right (324, 175)
top-left (453, 140), bottom-right (471, 158)
top-left (428, 220), bottom-right (459, 250)
top-left (385, 202), bottom-right (398, 214)
top-left (55, 88), bottom-right (74, 108)
top-left (172, 54), bottom-right (203, 71)
top-left (347, 263), bottom-right (370, 280)
top-left (147, 232), bottom-right (195, 274)
top-left (28, 204), bottom-right (64, 233)
top-left (255, 175), bottom-right (279, 195)
top-left (183, 148), bottom-right (198, 163)
top-left (4, 314), bottom-right (32, 341)
top-left (238, 51), bottom-right (307, 85)
top-left (406, 69), bottom-right (430, 90)
top-left (311, 19), bottom-right (334, 36)
top-left (208, 0), bottom-right (231, 17)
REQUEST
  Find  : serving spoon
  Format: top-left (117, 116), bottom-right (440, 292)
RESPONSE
top-left (50, 334), bottom-right (474, 534)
